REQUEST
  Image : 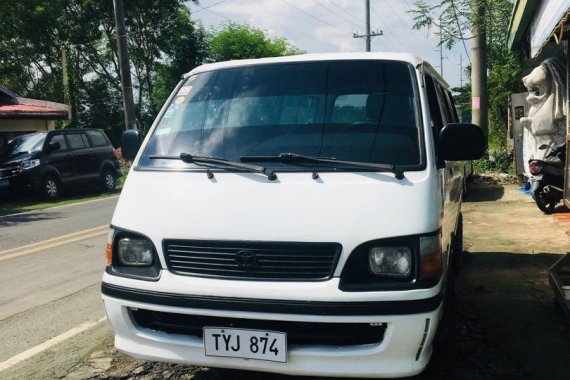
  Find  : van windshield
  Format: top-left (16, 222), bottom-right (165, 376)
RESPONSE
top-left (140, 60), bottom-right (422, 170)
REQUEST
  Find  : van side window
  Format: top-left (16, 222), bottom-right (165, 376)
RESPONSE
top-left (424, 76), bottom-right (443, 133)
top-left (435, 84), bottom-right (453, 125)
top-left (67, 134), bottom-right (88, 150)
top-left (48, 134), bottom-right (68, 150)
top-left (445, 90), bottom-right (459, 122)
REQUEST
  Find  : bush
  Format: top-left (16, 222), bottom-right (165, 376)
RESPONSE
top-left (472, 151), bottom-right (513, 174)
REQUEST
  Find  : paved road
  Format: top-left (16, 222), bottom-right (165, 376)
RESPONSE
top-left (0, 197), bottom-right (118, 379)
top-left (0, 196), bottom-right (118, 251)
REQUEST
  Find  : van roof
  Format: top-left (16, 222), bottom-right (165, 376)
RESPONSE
top-left (186, 52), bottom-right (449, 88)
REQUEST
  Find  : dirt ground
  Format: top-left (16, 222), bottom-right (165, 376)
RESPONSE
top-left (63, 182), bottom-right (570, 380)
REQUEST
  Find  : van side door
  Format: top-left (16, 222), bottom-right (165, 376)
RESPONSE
top-left (424, 75), bottom-right (458, 261)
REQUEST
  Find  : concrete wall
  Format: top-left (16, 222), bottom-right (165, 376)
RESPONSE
top-left (0, 119), bottom-right (54, 133)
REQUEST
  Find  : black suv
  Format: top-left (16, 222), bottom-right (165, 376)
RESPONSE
top-left (0, 129), bottom-right (120, 199)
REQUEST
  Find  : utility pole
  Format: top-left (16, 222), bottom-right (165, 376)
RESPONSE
top-left (471, 0), bottom-right (488, 140)
top-left (459, 54), bottom-right (463, 87)
top-left (113, 0), bottom-right (137, 130)
top-left (353, 0), bottom-right (382, 52)
top-left (437, 15), bottom-right (447, 77)
top-left (61, 47), bottom-right (69, 106)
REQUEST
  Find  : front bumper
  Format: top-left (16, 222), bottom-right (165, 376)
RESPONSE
top-left (0, 169), bottom-right (40, 194)
top-left (102, 282), bottom-right (443, 378)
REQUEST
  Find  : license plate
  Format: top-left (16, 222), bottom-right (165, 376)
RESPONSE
top-left (0, 179), bottom-right (8, 188)
top-left (203, 327), bottom-right (287, 363)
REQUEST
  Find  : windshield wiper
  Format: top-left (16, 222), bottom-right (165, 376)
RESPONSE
top-left (241, 152), bottom-right (404, 180)
top-left (148, 153), bottom-right (277, 181)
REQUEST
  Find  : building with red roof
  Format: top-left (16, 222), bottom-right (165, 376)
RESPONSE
top-left (0, 85), bottom-right (70, 147)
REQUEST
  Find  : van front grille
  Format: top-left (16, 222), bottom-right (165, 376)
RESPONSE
top-left (162, 240), bottom-right (341, 281)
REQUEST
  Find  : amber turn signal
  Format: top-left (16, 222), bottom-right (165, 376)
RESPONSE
top-left (105, 243), bottom-right (113, 265)
top-left (420, 250), bottom-right (442, 279)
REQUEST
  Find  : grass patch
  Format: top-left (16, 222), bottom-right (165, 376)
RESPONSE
top-left (0, 171), bottom-right (126, 216)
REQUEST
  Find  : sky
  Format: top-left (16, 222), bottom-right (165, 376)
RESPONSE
top-left (186, 0), bottom-right (471, 88)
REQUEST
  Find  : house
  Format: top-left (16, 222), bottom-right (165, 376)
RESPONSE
top-left (0, 85), bottom-right (70, 147)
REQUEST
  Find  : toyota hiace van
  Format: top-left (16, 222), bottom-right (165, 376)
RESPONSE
top-left (102, 53), bottom-right (484, 378)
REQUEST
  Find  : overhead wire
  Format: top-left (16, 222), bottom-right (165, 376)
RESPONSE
top-left (191, 0), bottom-right (227, 15)
top-left (311, 0), bottom-right (362, 29)
top-left (369, 0), bottom-right (408, 52)
top-left (281, 0), bottom-right (353, 34)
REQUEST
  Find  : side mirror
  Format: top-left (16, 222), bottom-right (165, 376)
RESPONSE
top-left (121, 129), bottom-right (143, 161)
top-left (439, 123), bottom-right (485, 161)
top-left (47, 141), bottom-right (61, 152)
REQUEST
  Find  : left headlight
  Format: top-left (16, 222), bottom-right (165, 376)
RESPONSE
top-left (21, 159), bottom-right (40, 170)
top-left (368, 246), bottom-right (412, 277)
top-left (117, 237), bottom-right (154, 266)
top-left (105, 227), bottom-right (160, 280)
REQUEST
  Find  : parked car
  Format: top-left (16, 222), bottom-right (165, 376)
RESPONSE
top-left (0, 128), bottom-right (120, 199)
top-left (102, 53), bottom-right (484, 378)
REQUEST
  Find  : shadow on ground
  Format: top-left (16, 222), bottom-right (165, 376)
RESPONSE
top-left (0, 210), bottom-right (60, 227)
top-left (0, 184), bottom-right (120, 218)
top-left (464, 185), bottom-right (505, 202)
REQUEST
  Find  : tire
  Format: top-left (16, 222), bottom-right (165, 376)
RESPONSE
top-left (452, 213), bottom-right (464, 274)
top-left (533, 186), bottom-right (556, 214)
top-left (42, 175), bottom-right (60, 200)
top-left (101, 169), bottom-right (116, 193)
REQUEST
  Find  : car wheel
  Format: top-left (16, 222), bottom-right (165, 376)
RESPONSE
top-left (42, 175), bottom-right (60, 200)
top-left (101, 169), bottom-right (116, 192)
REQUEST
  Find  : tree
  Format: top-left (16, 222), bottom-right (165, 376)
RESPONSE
top-left (410, 0), bottom-right (524, 151)
top-left (209, 23), bottom-right (303, 62)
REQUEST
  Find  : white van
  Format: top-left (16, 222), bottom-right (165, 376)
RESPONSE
top-left (102, 53), bottom-right (484, 378)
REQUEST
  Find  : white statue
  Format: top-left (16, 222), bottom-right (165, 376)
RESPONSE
top-left (520, 58), bottom-right (567, 170)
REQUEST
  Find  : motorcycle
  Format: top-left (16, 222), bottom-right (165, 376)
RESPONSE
top-left (528, 143), bottom-right (567, 214)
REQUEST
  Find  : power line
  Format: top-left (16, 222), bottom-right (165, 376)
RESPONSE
top-left (328, 0), bottom-right (363, 24)
top-left (370, 0), bottom-right (408, 52)
top-left (281, 0), bottom-right (352, 34)
top-left (311, 0), bottom-right (362, 29)
top-left (193, 2), bottom-right (234, 22)
top-left (191, 0), bottom-right (227, 15)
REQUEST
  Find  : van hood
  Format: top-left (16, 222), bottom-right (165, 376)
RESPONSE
top-left (112, 170), bottom-right (441, 255)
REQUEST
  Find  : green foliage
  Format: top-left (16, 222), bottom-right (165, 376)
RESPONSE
top-left (209, 23), bottom-right (303, 62)
top-left (472, 150), bottom-right (513, 173)
top-left (411, 0), bottom-right (524, 155)
top-left (0, 4), bottom-right (302, 144)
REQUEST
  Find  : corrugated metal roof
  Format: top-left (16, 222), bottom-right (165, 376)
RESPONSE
top-left (0, 104), bottom-right (68, 120)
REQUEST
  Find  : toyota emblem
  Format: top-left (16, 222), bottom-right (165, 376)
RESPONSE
top-left (235, 250), bottom-right (257, 268)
